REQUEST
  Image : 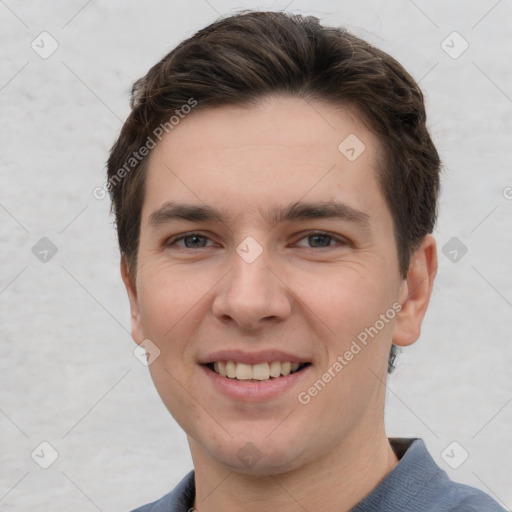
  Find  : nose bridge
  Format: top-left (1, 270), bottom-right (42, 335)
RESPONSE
top-left (230, 253), bottom-right (271, 298)
top-left (212, 245), bottom-right (290, 327)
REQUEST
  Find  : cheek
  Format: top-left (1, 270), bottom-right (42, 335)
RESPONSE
top-left (136, 264), bottom-right (210, 352)
top-left (293, 264), bottom-right (395, 338)
top-left (135, 266), bottom-right (210, 430)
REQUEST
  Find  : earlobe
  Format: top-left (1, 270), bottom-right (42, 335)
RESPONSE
top-left (120, 257), bottom-right (145, 345)
top-left (393, 235), bottom-right (438, 347)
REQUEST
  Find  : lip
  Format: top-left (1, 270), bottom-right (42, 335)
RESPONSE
top-left (198, 349), bottom-right (309, 365)
top-left (200, 362), bottom-right (312, 402)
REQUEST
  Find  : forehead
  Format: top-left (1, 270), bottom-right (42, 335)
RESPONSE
top-left (142, 96), bottom-right (388, 225)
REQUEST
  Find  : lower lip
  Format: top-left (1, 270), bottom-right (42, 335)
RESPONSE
top-left (201, 364), bottom-right (311, 402)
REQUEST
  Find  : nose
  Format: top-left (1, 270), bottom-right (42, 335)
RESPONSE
top-left (211, 248), bottom-right (292, 331)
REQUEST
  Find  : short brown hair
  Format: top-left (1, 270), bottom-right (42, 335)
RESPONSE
top-left (107, 10), bottom-right (440, 280)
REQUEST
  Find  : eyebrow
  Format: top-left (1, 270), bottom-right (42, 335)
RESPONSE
top-left (148, 202), bottom-right (221, 225)
top-left (269, 201), bottom-right (370, 228)
top-left (148, 200), bottom-right (371, 229)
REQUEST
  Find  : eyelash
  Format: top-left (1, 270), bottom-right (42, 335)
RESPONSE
top-left (166, 231), bottom-right (349, 249)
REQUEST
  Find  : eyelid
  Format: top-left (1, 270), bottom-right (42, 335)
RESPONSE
top-left (165, 230), bottom-right (350, 249)
top-left (166, 231), bottom-right (218, 248)
top-left (292, 230), bottom-right (350, 248)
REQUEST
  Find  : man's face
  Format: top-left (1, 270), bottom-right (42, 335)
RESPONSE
top-left (124, 96), bottom-right (411, 474)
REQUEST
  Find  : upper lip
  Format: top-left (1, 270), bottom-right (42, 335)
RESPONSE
top-left (199, 349), bottom-right (310, 365)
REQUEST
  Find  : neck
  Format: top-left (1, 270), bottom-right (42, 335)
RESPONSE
top-left (191, 429), bottom-right (398, 512)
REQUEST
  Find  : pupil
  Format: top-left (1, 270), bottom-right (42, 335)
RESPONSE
top-left (185, 235), bottom-right (206, 248)
top-left (309, 234), bottom-right (331, 247)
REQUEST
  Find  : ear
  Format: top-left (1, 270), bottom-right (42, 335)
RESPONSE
top-left (121, 256), bottom-right (145, 345)
top-left (393, 234), bottom-right (437, 347)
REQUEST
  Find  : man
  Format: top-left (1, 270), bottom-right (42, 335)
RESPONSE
top-left (106, 10), bottom-right (505, 512)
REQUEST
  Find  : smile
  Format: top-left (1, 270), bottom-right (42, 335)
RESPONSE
top-left (206, 361), bottom-right (310, 381)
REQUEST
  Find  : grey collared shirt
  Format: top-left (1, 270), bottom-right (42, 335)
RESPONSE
top-left (130, 438), bottom-right (507, 511)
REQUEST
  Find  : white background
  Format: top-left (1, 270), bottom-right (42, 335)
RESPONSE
top-left (1, 0), bottom-right (511, 510)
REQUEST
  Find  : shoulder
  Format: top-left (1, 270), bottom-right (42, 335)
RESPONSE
top-left (399, 439), bottom-right (507, 512)
top-left (130, 492), bottom-right (173, 512)
top-left (405, 440), bottom-right (506, 512)
top-left (446, 489), bottom-right (509, 512)
top-left (425, 474), bottom-right (507, 512)
top-left (352, 439), bottom-right (507, 512)
top-left (129, 471), bottom-right (195, 512)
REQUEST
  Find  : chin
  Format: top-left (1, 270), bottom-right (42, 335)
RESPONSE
top-left (193, 429), bottom-right (311, 476)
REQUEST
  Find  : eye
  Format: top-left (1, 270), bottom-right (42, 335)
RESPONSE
top-left (168, 233), bottom-right (214, 249)
top-left (294, 232), bottom-right (346, 248)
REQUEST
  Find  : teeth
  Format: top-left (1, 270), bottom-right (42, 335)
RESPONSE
top-left (235, 363), bottom-right (253, 380)
top-left (211, 361), bottom-right (305, 380)
top-left (252, 362), bottom-right (270, 381)
top-left (269, 361), bottom-right (281, 378)
top-left (218, 361), bottom-right (227, 377)
top-left (281, 361), bottom-right (292, 376)
top-left (225, 361), bottom-right (236, 378)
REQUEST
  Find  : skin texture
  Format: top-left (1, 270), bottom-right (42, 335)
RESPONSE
top-left (122, 96), bottom-right (437, 512)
